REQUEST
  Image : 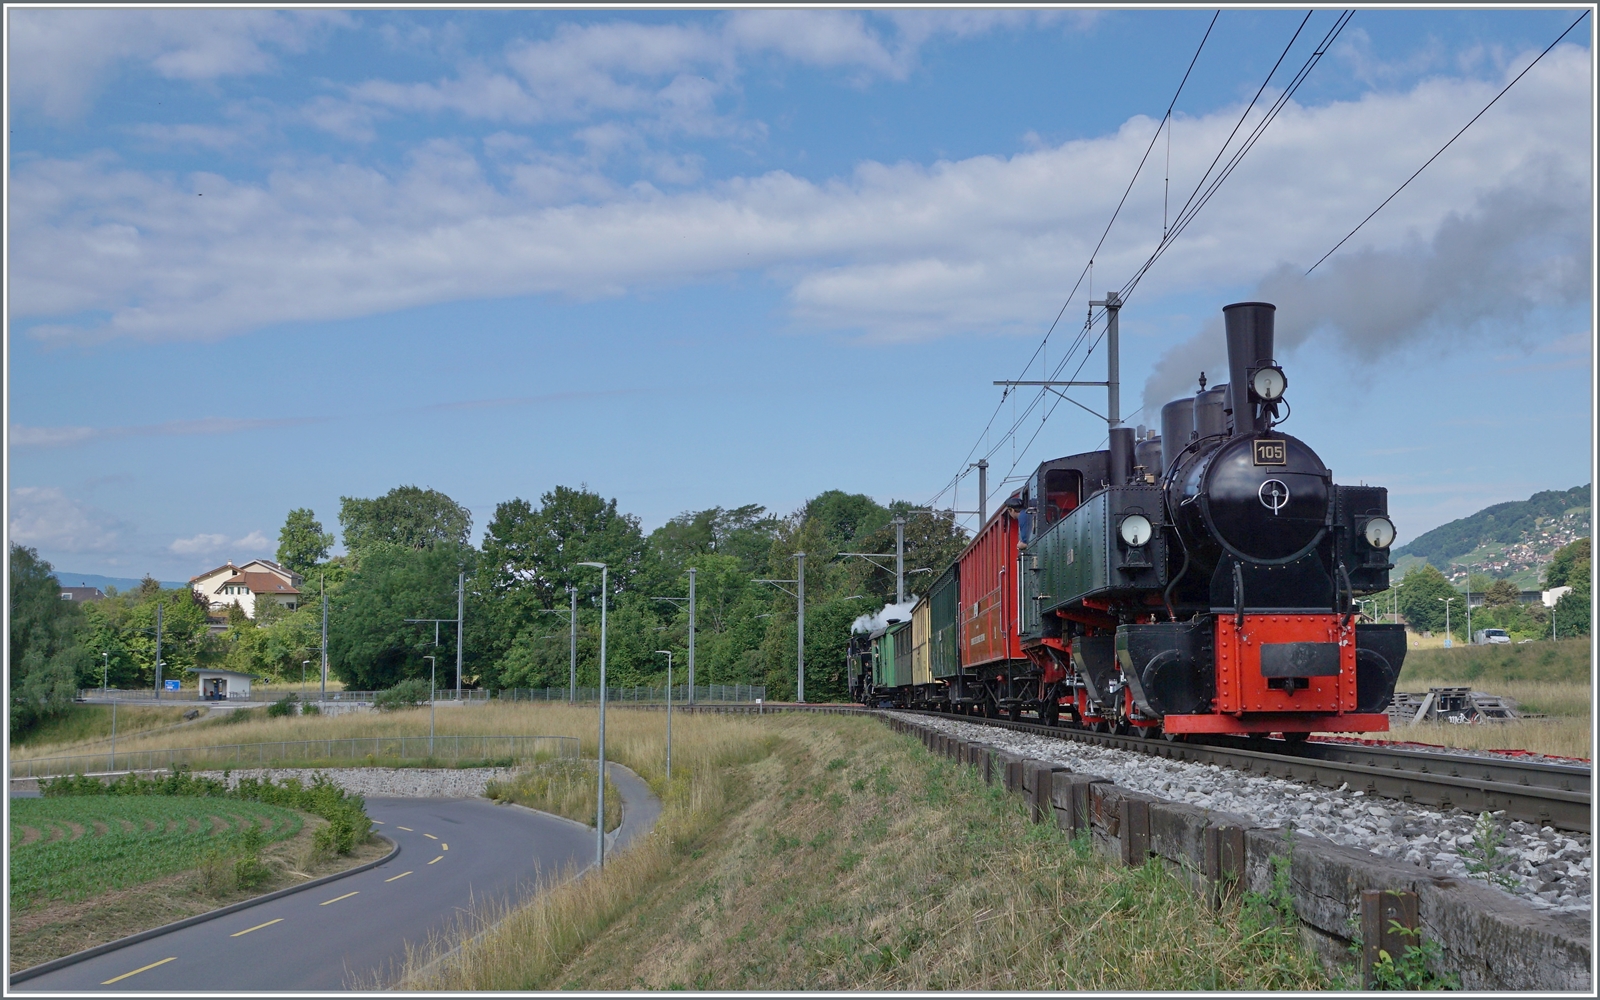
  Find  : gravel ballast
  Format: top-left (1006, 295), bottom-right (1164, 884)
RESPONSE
top-left (917, 715), bottom-right (1592, 916)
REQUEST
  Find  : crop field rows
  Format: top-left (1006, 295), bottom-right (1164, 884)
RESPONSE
top-left (9, 797), bottom-right (303, 913)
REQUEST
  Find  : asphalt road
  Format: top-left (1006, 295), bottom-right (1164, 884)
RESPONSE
top-left (16, 796), bottom-right (599, 991)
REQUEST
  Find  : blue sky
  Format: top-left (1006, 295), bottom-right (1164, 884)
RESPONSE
top-left (6, 8), bottom-right (1593, 583)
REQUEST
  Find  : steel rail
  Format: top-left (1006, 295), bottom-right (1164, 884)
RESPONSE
top-left (900, 710), bottom-right (1592, 833)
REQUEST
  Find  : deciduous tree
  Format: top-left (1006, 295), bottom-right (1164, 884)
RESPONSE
top-left (339, 486), bottom-right (471, 553)
top-left (277, 508), bottom-right (334, 574)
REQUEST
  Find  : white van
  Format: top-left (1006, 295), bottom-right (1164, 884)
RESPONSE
top-left (1472, 628), bottom-right (1511, 645)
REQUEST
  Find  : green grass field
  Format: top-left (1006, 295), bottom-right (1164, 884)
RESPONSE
top-left (9, 797), bottom-right (302, 912)
top-left (1399, 637), bottom-right (1590, 685)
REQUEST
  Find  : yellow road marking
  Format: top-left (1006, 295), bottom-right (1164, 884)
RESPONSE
top-left (441, 843), bottom-right (448, 850)
top-left (385, 871), bottom-right (413, 882)
top-left (428, 855), bottom-right (444, 865)
top-left (320, 891), bottom-right (359, 905)
top-left (423, 833), bottom-right (438, 840)
top-left (230, 918), bottom-right (283, 937)
top-left (102, 957), bottom-right (176, 984)
top-left (396, 826), bottom-right (413, 832)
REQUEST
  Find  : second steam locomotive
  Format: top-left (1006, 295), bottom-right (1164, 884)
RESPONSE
top-left (849, 301), bottom-right (1405, 739)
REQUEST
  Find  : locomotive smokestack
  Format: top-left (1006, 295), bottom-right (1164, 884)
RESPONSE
top-left (1222, 302), bottom-right (1276, 436)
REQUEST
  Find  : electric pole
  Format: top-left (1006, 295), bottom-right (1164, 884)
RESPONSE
top-left (971, 459), bottom-right (988, 525)
top-left (687, 567), bottom-right (696, 706)
top-left (893, 517), bottom-right (905, 605)
top-left (456, 571), bottom-right (464, 701)
top-left (154, 601), bottom-right (163, 700)
top-left (320, 575), bottom-right (328, 707)
top-left (993, 289), bottom-right (1122, 437)
top-left (796, 552), bottom-right (804, 703)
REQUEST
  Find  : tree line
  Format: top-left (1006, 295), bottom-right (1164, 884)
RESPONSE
top-left (9, 484), bottom-right (968, 733)
top-left (1384, 537), bottom-right (1590, 641)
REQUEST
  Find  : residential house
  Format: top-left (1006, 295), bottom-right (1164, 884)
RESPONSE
top-left (190, 559), bottom-right (303, 619)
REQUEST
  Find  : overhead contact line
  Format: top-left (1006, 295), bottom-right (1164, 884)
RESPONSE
top-left (927, 11), bottom-right (1220, 518)
top-left (1305, 8), bottom-right (1592, 276)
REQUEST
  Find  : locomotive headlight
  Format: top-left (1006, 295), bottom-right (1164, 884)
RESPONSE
top-left (1119, 514), bottom-right (1153, 547)
top-left (1361, 516), bottom-right (1396, 549)
top-left (1250, 366), bottom-right (1287, 401)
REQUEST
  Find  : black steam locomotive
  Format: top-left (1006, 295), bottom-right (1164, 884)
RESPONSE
top-left (852, 301), bottom-right (1405, 738)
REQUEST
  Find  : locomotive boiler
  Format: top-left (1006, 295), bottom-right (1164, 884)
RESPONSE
top-left (856, 301), bottom-right (1405, 740)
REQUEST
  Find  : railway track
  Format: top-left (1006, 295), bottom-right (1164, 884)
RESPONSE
top-left (900, 709), bottom-right (1593, 833)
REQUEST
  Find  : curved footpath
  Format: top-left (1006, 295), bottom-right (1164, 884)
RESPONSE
top-left (11, 762), bottom-right (658, 992)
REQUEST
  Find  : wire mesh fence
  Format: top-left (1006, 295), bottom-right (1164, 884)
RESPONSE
top-left (496, 684), bottom-right (766, 705)
top-left (12, 734), bottom-right (579, 780)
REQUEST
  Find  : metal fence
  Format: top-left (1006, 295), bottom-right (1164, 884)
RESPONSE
top-left (77, 688), bottom-right (492, 704)
top-left (12, 734), bottom-right (579, 780)
top-left (497, 684), bottom-right (766, 705)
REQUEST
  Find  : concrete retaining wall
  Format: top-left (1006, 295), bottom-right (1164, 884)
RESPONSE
top-left (881, 714), bottom-right (1590, 991)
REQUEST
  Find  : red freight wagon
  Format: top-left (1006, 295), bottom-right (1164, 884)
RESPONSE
top-left (957, 497), bottom-right (1025, 712)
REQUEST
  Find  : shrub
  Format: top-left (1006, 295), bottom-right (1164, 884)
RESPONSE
top-left (301, 702), bottom-right (321, 716)
top-left (267, 694), bottom-right (298, 718)
top-left (374, 677), bottom-right (432, 712)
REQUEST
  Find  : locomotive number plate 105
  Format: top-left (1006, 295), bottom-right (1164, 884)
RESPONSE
top-left (1252, 439), bottom-right (1287, 465)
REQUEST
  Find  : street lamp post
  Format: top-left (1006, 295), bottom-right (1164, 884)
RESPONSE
top-left (656, 650), bottom-right (673, 782)
top-left (102, 652), bottom-right (110, 695)
top-left (302, 660), bottom-right (310, 701)
top-left (424, 655), bottom-right (437, 756)
top-left (577, 562), bottom-right (609, 868)
top-left (1438, 597), bottom-right (1456, 649)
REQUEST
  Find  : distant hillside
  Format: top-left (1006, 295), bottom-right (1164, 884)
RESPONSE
top-left (1393, 484), bottom-right (1590, 588)
top-left (51, 571), bottom-right (189, 593)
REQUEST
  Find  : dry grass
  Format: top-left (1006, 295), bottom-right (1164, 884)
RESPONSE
top-left (484, 761), bottom-right (622, 831)
top-left (8, 814), bottom-right (388, 971)
top-left (395, 714), bottom-right (1327, 991)
top-left (9, 705), bottom-right (204, 754)
top-left (1367, 640), bottom-right (1594, 758)
top-left (9, 704), bottom-right (719, 789)
top-left (1358, 717), bottom-right (1592, 759)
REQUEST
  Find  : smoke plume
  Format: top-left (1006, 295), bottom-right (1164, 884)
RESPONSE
top-left (1142, 168), bottom-right (1592, 411)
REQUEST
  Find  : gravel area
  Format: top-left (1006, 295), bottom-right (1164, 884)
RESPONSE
top-left (194, 767), bottom-right (516, 798)
top-left (918, 716), bottom-right (1593, 917)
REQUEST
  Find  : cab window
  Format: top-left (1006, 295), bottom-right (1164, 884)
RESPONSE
top-left (1041, 469), bottom-right (1082, 528)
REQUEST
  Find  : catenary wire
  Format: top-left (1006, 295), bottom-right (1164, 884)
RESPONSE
top-left (1304, 9), bottom-right (1591, 276)
top-left (924, 11), bottom-right (1219, 514)
top-left (977, 10), bottom-right (1352, 509)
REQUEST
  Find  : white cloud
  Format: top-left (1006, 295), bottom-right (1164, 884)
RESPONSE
top-left (169, 530), bottom-right (271, 556)
top-left (170, 533), bottom-right (231, 555)
top-left (235, 531), bottom-right (273, 552)
top-left (323, 11), bottom-right (1063, 137)
top-left (7, 487), bottom-right (123, 553)
top-left (8, 45), bottom-right (1589, 349)
top-left (8, 10), bottom-right (353, 119)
